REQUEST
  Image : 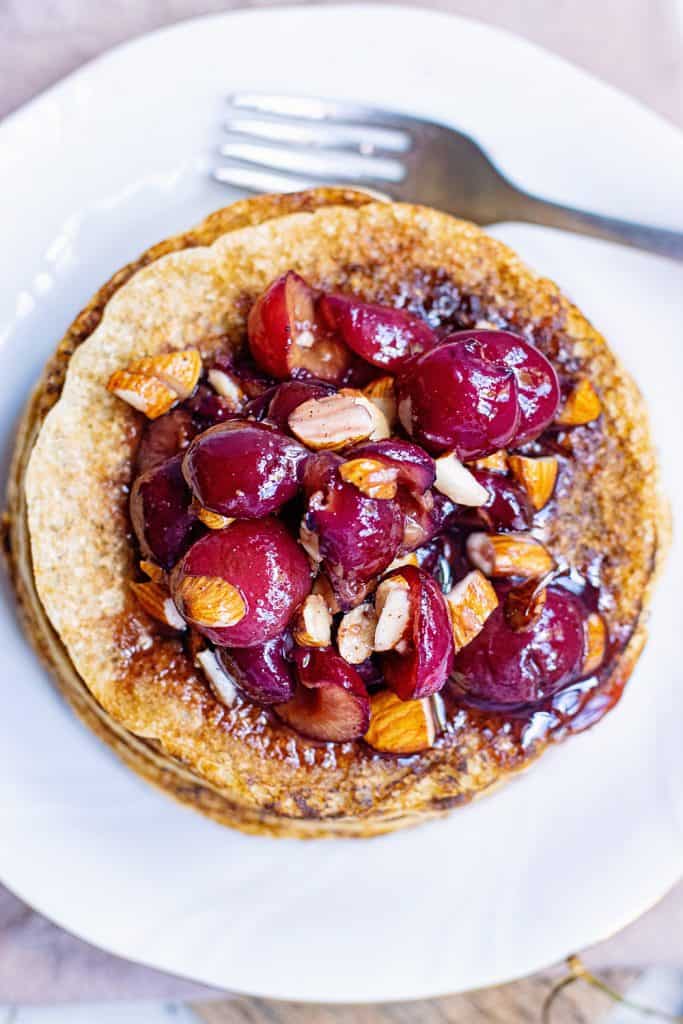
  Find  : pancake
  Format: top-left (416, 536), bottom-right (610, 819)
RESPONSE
top-left (5, 188), bottom-right (668, 837)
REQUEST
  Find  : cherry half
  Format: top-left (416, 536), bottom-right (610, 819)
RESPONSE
top-left (275, 646), bottom-right (370, 742)
top-left (320, 293), bottom-right (437, 371)
top-left (130, 454), bottom-right (203, 570)
top-left (346, 439), bottom-right (436, 495)
top-left (219, 634), bottom-right (295, 704)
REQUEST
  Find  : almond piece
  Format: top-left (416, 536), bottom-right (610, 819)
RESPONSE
top-left (299, 520), bottom-right (322, 564)
top-left (583, 612), bottom-right (607, 675)
top-left (339, 457), bottom-right (398, 500)
top-left (384, 551), bottom-right (419, 573)
top-left (339, 389), bottom-right (391, 441)
top-left (196, 649), bottom-right (237, 706)
top-left (130, 580), bottom-right (186, 631)
top-left (466, 532), bottom-right (555, 578)
top-left (288, 393), bottom-right (376, 450)
top-left (374, 574), bottom-right (412, 652)
top-left (556, 378), bottom-right (602, 426)
top-left (434, 452), bottom-right (489, 506)
top-left (176, 574), bottom-right (246, 628)
top-left (509, 455), bottom-right (558, 510)
top-left (445, 571), bottom-right (499, 652)
top-left (470, 450), bottom-right (508, 473)
top-left (107, 370), bottom-right (178, 419)
top-left (363, 376), bottom-right (397, 430)
top-left (130, 349), bottom-right (202, 399)
top-left (139, 559), bottom-right (166, 584)
top-left (293, 594), bottom-right (332, 648)
top-left (312, 573), bottom-right (341, 615)
top-left (364, 690), bottom-right (436, 754)
top-left (207, 368), bottom-right (247, 409)
top-left (337, 603), bottom-right (378, 664)
top-left (191, 498), bottom-right (234, 530)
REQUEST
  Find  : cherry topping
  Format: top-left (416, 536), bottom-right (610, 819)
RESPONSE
top-left (218, 635), bottom-right (295, 704)
top-left (136, 408), bottom-right (196, 474)
top-left (380, 566), bottom-right (454, 700)
top-left (182, 420), bottom-right (307, 518)
top-left (452, 585), bottom-right (585, 705)
top-left (275, 646), bottom-right (370, 742)
top-left (248, 272), bottom-right (351, 384)
top-left (170, 519), bottom-right (311, 646)
top-left (320, 293), bottom-right (437, 370)
top-left (130, 454), bottom-right (203, 570)
top-left (397, 339), bottom-right (520, 459)
top-left (346, 439), bottom-right (435, 494)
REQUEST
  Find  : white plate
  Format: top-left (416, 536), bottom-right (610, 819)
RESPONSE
top-left (1, 5), bottom-right (682, 1003)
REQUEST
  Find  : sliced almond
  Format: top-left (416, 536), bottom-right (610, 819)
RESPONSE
top-left (434, 452), bottom-right (489, 506)
top-left (364, 690), bottom-right (436, 754)
top-left (130, 580), bottom-right (186, 631)
top-left (337, 603), bottom-right (378, 664)
top-left (312, 573), bottom-right (341, 615)
top-left (503, 578), bottom-right (548, 631)
top-left (107, 370), bottom-right (177, 419)
top-left (207, 367), bottom-right (247, 409)
top-left (139, 559), bottom-right (165, 584)
top-left (293, 594), bottom-right (333, 648)
top-left (130, 349), bottom-right (202, 399)
top-left (374, 574), bottom-right (412, 652)
top-left (299, 520), bottom-right (322, 564)
top-left (509, 455), bottom-right (559, 510)
top-left (583, 612), bottom-right (607, 675)
top-left (196, 649), bottom-right (237, 706)
top-left (191, 498), bottom-right (234, 530)
top-left (384, 551), bottom-right (419, 574)
top-left (339, 457), bottom-right (398, 500)
top-left (445, 571), bottom-right (498, 652)
top-left (363, 376), bottom-right (397, 430)
top-left (288, 393), bottom-right (375, 450)
top-left (339, 389), bottom-right (391, 441)
top-left (176, 574), bottom-right (246, 628)
top-left (466, 532), bottom-right (555, 579)
top-left (470, 450), bottom-right (508, 473)
top-left (556, 378), bottom-right (602, 426)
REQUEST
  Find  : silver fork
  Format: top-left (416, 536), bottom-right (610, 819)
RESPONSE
top-left (215, 93), bottom-right (683, 262)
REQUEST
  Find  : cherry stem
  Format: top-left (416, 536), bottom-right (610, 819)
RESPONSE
top-left (542, 955), bottom-right (683, 1023)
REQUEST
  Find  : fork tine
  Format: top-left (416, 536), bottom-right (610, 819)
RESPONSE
top-left (218, 142), bottom-right (404, 183)
top-left (224, 117), bottom-right (410, 156)
top-left (212, 160), bottom-right (398, 198)
top-left (226, 93), bottom-right (418, 135)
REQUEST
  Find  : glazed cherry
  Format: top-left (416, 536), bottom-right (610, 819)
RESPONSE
top-left (275, 647), bottom-right (370, 742)
top-left (320, 293), bottom-right (437, 370)
top-left (449, 470), bottom-right (533, 532)
top-left (397, 489), bottom-right (457, 552)
top-left (219, 634), bottom-right (295, 704)
top-left (346, 439), bottom-right (435, 494)
top-left (182, 420), bottom-right (307, 518)
top-left (259, 379), bottom-right (336, 430)
top-left (397, 339), bottom-right (520, 459)
top-left (136, 408), bottom-right (197, 474)
top-left (380, 565), bottom-right (454, 700)
top-left (445, 330), bottom-right (560, 445)
top-left (130, 454), bottom-right (203, 570)
top-left (184, 384), bottom-right (241, 428)
top-left (248, 272), bottom-right (351, 384)
top-left (170, 519), bottom-right (311, 646)
top-left (452, 585), bottom-right (585, 705)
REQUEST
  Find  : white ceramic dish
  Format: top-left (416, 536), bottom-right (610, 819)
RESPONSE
top-left (0, 5), bottom-right (682, 1002)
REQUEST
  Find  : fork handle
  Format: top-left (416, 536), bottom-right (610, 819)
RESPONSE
top-left (509, 190), bottom-right (683, 262)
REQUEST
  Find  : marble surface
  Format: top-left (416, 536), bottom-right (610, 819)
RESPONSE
top-left (1, 0), bottom-right (682, 1012)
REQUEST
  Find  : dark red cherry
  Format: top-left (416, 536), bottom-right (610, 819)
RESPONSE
top-left (449, 470), bottom-right (533, 532)
top-left (130, 454), bottom-right (203, 570)
top-left (396, 340), bottom-right (520, 459)
top-left (397, 489), bottom-right (457, 552)
top-left (248, 272), bottom-right (351, 384)
top-left (380, 566), bottom-right (454, 700)
top-left (275, 647), bottom-right (370, 742)
top-left (453, 585), bottom-right (585, 705)
top-left (346, 439), bottom-right (435, 494)
top-left (260, 379), bottom-right (336, 430)
top-left (300, 451), bottom-right (344, 496)
top-left (170, 519), bottom-right (311, 646)
top-left (136, 408), bottom-right (197, 474)
top-left (218, 634), bottom-right (295, 704)
top-left (182, 420), bottom-right (307, 518)
top-left (184, 383), bottom-right (241, 428)
top-left (319, 293), bottom-right (437, 370)
top-left (444, 330), bottom-right (560, 445)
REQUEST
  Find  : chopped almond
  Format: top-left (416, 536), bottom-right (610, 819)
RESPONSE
top-left (130, 349), bottom-right (202, 399)
top-left (556, 378), bottom-right (602, 426)
top-left (191, 499), bottom-right (234, 530)
top-left (467, 532), bottom-right (555, 579)
top-left (374, 574), bottom-right (412, 652)
top-left (176, 574), bottom-right (246, 628)
top-left (583, 612), bottom-right (607, 675)
top-left (363, 376), bottom-right (397, 430)
top-left (299, 521), bottom-right (322, 564)
top-left (509, 455), bottom-right (558, 510)
top-left (107, 370), bottom-right (177, 419)
top-left (207, 367), bottom-right (247, 409)
top-left (288, 393), bottom-right (376, 450)
top-left (445, 571), bottom-right (498, 652)
top-left (384, 551), bottom-right (419, 573)
top-left (434, 452), bottom-right (489, 506)
top-left (196, 649), bottom-right (237, 706)
top-left (470, 450), bottom-right (508, 473)
top-left (139, 559), bottom-right (165, 584)
top-left (312, 573), bottom-right (341, 615)
top-left (293, 594), bottom-right (333, 648)
top-left (339, 389), bottom-right (391, 441)
top-left (130, 580), bottom-right (186, 631)
top-left (339, 457), bottom-right (398, 500)
top-left (364, 690), bottom-right (436, 754)
top-left (337, 603), bottom-right (378, 664)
